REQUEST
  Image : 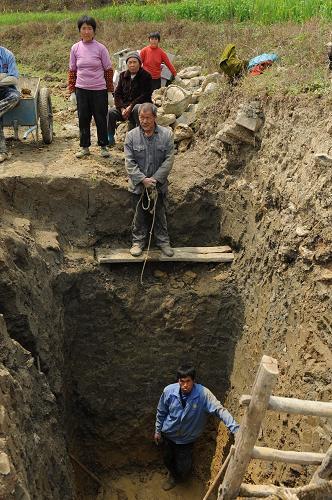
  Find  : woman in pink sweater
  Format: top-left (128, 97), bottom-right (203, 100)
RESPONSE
top-left (140, 32), bottom-right (180, 91)
top-left (68, 16), bottom-right (114, 159)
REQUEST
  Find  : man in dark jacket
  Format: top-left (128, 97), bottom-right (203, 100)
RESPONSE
top-left (108, 51), bottom-right (152, 145)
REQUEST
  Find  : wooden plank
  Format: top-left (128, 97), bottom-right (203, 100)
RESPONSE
top-left (173, 246), bottom-right (232, 254)
top-left (219, 356), bottom-right (279, 500)
top-left (240, 394), bottom-right (332, 418)
top-left (251, 446), bottom-right (325, 465)
top-left (96, 248), bottom-right (234, 264)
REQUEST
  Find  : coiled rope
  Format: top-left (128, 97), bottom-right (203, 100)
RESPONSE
top-left (132, 186), bottom-right (158, 285)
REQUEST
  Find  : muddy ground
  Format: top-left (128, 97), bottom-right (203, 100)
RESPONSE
top-left (0, 67), bottom-right (331, 499)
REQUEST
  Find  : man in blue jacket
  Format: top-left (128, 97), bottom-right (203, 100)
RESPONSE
top-left (0, 46), bottom-right (20, 163)
top-left (154, 364), bottom-right (239, 491)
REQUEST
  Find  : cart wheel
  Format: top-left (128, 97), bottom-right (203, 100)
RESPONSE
top-left (38, 87), bottom-right (53, 144)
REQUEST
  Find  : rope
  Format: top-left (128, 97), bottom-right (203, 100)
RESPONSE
top-left (131, 186), bottom-right (158, 286)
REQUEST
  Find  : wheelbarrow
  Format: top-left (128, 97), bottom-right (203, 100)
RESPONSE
top-left (2, 76), bottom-right (53, 144)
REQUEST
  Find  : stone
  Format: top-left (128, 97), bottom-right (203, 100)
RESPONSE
top-left (299, 245), bottom-right (315, 261)
top-left (183, 270), bottom-right (197, 282)
top-left (178, 66), bottom-right (202, 79)
top-left (173, 124), bottom-right (194, 142)
top-left (191, 88), bottom-right (202, 104)
top-left (153, 270), bottom-right (167, 279)
top-left (183, 76), bottom-right (204, 89)
top-left (201, 72), bottom-right (222, 91)
top-left (0, 406), bottom-right (5, 428)
top-left (60, 124), bottom-right (79, 139)
top-left (156, 111), bottom-right (176, 127)
top-left (315, 268), bottom-right (332, 282)
top-left (204, 82), bottom-right (218, 94)
top-left (235, 113), bottom-right (263, 132)
top-left (295, 225), bottom-right (309, 237)
top-left (216, 123), bottom-right (256, 146)
top-left (162, 85), bottom-right (192, 117)
top-left (175, 104), bottom-right (198, 127)
top-left (314, 153), bottom-right (332, 166)
top-left (178, 138), bottom-right (192, 152)
top-left (0, 452), bottom-right (10, 475)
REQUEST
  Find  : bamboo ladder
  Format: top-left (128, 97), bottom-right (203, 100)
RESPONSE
top-left (206, 355), bottom-right (332, 499)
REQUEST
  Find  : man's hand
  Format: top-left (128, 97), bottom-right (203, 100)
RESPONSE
top-left (143, 177), bottom-right (157, 189)
top-left (154, 432), bottom-right (162, 445)
top-left (122, 106), bottom-right (131, 120)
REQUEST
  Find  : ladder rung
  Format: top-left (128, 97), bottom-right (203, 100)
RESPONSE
top-left (240, 394), bottom-right (332, 418)
top-left (251, 446), bottom-right (325, 465)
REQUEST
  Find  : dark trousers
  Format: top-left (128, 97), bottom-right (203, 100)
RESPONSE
top-left (163, 437), bottom-right (194, 482)
top-left (132, 191), bottom-right (170, 246)
top-left (107, 104), bottom-right (140, 138)
top-left (0, 86), bottom-right (20, 153)
top-left (76, 87), bottom-right (108, 148)
top-left (151, 78), bottom-right (161, 91)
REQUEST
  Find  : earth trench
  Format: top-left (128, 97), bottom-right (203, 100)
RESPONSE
top-left (0, 93), bottom-right (331, 499)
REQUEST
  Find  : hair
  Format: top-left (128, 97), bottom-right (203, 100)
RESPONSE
top-left (149, 31), bottom-right (161, 41)
top-left (138, 102), bottom-right (158, 117)
top-left (77, 15), bottom-right (97, 32)
top-left (177, 364), bottom-right (196, 381)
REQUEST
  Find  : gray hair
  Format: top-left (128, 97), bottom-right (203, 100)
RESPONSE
top-left (138, 102), bottom-right (158, 117)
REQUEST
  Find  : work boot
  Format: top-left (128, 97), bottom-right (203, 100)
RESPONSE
top-left (162, 473), bottom-right (176, 491)
top-left (100, 146), bottom-right (110, 158)
top-left (130, 244), bottom-right (143, 257)
top-left (159, 244), bottom-right (174, 257)
top-left (0, 152), bottom-right (8, 163)
top-left (75, 147), bottom-right (90, 159)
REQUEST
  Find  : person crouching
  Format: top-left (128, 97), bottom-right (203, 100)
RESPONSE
top-left (108, 52), bottom-right (152, 146)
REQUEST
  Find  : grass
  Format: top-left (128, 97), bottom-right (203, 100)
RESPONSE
top-left (1, 0), bottom-right (332, 26)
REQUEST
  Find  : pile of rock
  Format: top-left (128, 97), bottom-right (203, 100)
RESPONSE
top-left (152, 66), bottom-right (222, 152)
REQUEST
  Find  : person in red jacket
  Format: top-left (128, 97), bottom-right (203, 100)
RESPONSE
top-left (140, 32), bottom-right (180, 91)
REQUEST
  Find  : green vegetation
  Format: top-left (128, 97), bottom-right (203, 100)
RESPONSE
top-left (1, 0), bottom-right (332, 26)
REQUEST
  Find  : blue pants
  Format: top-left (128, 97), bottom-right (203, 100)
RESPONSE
top-left (0, 86), bottom-right (20, 153)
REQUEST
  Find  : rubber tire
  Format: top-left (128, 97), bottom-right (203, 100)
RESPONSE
top-left (38, 87), bottom-right (53, 144)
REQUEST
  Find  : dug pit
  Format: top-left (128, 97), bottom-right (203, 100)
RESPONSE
top-left (0, 92), bottom-right (331, 499)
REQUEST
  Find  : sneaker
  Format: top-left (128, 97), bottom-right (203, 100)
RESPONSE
top-left (130, 244), bottom-right (143, 257)
top-left (100, 146), bottom-right (110, 158)
top-left (75, 147), bottom-right (90, 159)
top-left (159, 244), bottom-right (174, 257)
top-left (0, 153), bottom-right (8, 163)
top-left (162, 473), bottom-right (176, 491)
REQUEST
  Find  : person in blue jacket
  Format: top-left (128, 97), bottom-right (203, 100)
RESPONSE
top-left (154, 364), bottom-right (239, 491)
top-left (0, 46), bottom-right (20, 163)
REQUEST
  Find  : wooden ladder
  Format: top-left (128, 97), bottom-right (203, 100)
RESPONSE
top-left (215, 355), bottom-right (332, 499)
